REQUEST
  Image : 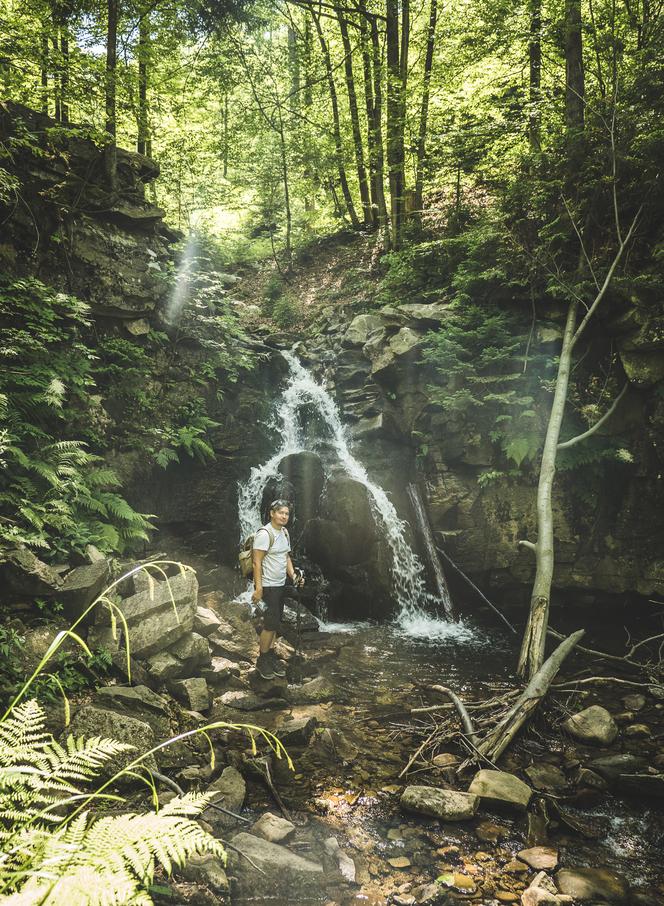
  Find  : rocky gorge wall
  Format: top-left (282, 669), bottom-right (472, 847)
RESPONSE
top-left (299, 298), bottom-right (664, 614)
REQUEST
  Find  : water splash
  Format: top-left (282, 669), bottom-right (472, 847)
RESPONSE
top-left (237, 351), bottom-right (452, 629)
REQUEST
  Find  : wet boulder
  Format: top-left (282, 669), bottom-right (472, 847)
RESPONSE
top-left (468, 770), bottom-right (532, 810)
top-left (400, 786), bottom-right (479, 821)
top-left (177, 854), bottom-right (229, 896)
top-left (305, 474), bottom-right (376, 568)
top-left (251, 812), bottom-right (296, 843)
top-left (202, 766), bottom-right (246, 831)
top-left (278, 451), bottom-right (325, 528)
top-left (555, 867), bottom-right (630, 903)
top-left (562, 705), bottom-right (618, 746)
top-left (227, 832), bottom-right (324, 900)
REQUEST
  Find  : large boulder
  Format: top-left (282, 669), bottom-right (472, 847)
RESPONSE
top-left (343, 313), bottom-right (386, 347)
top-left (304, 474), bottom-right (376, 569)
top-left (277, 451), bottom-right (325, 530)
top-left (227, 832), bottom-right (324, 900)
top-left (562, 706), bottom-right (618, 746)
top-left (400, 786), bottom-right (478, 821)
top-left (94, 684), bottom-right (171, 738)
top-left (67, 705), bottom-right (157, 774)
top-left (167, 632), bottom-right (211, 673)
top-left (251, 812), bottom-right (296, 843)
top-left (169, 677), bottom-right (210, 713)
top-left (0, 548), bottom-right (63, 598)
top-left (95, 570), bottom-right (198, 659)
top-left (555, 867), bottom-right (630, 903)
top-left (59, 560), bottom-right (110, 620)
top-left (468, 770), bottom-right (532, 810)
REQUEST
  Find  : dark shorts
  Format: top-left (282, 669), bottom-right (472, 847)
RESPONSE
top-left (262, 585), bottom-right (287, 632)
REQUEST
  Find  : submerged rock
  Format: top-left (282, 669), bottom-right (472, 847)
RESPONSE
top-left (178, 854), bottom-right (229, 896)
top-left (400, 786), bottom-right (479, 821)
top-left (251, 812), bottom-right (295, 844)
top-left (562, 705), bottom-right (618, 746)
top-left (468, 769), bottom-right (532, 810)
top-left (517, 846), bottom-right (559, 870)
top-left (555, 867), bottom-right (630, 903)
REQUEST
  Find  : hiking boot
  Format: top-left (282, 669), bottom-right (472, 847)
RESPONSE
top-left (266, 650), bottom-right (286, 677)
top-left (255, 653), bottom-right (276, 680)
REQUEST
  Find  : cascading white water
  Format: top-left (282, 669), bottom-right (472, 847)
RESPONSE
top-left (237, 351), bottom-right (465, 637)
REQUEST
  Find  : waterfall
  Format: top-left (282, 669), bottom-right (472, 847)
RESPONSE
top-left (237, 351), bottom-right (454, 632)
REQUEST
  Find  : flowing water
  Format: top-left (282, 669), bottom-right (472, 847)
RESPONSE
top-left (237, 351), bottom-right (450, 633)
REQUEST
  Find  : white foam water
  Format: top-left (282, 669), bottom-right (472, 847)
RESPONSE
top-left (237, 351), bottom-right (461, 634)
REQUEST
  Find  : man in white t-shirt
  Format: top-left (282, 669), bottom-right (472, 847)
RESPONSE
top-left (252, 499), bottom-right (303, 680)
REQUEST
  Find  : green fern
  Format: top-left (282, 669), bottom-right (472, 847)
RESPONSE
top-left (0, 700), bottom-right (224, 905)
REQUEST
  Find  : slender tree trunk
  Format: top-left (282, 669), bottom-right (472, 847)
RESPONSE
top-left (137, 9), bottom-right (150, 155)
top-left (311, 9), bottom-right (361, 229)
top-left (528, 0), bottom-right (542, 151)
top-left (52, 34), bottom-right (61, 121)
top-left (386, 0), bottom-right (408, 247)
top-left (105, 0), bottom-right (119, 189)
top-left (413, 0), bottom-right (437, 219)
top-left (337, 8), bottom-right (372, 226)
top-left (277, 112), bottom-right (293, 272)
top-left (517, 300), bottom-right (578, 679)
top-left (564, 0), bottom-right (585, 130)
top-left (303, 14), bottom-right (315, 211)
top-left (40, 31), bottom-right (49, 115)
top-left (369, 13), bottom-right (389, 233)
top-left (60, 28), bottom-right (69, 123)
top-left (358, 12), bottom-right (378, 227)
top-left (222, 91), bottom-right (229, 177)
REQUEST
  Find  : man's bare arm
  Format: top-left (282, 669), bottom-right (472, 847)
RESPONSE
top-left (252, 549), bottom-right (266, 602)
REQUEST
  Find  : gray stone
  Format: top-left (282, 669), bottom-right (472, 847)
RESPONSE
top-left (517, 847), bottom-right (559, 870)
top-left (96, 570), bottom-right (198, 659)
top-left (0, 548), bottom-right (63, 597)
top-left (227, 832), bottom-right (324, 900)
top-left (67, 705), bottom-right (157, 773)
top-left (287, 675), bottom-right (335, 704)
top-left (169, 677), bottom-right (210, 713)
top-left (467, 770), bottom-right (532, 810)
top-left (203, 767), bottom-right (246, 830)
top-left (167, 632), bottom-right (211, 672)
top-left (588, 753), bottom-right (647, 781)
top-left (622, 693), bottom-right (646, 711)
top-left (562, 705), bottom-right (618, 746)
top-left (178, 853), bottom-right (229, 895)
top-left (146, 650), bottom-right (185, 681)
top-left (96, 684), bottom-right (168, 714)
top-left (276, 715), bottom-right (318, 746)
top-left (400, 786), bottom-right (478, 821)
top-left (396, 302), bottom-right (452, 324)
top-left (523, 871), bottom-right (573, 906)
top-left (306, 727), bottom-right (358, 765)
top-left (323, 836), bottom-right (356, 882)
top-left (59, 560), bottom-right (110, 618)
top-left (87, 624), bottom-right (121, 654)
top-left (251, 812), bottom-right (296, 843)
top-left (525, 763), bottom-right (568, 792)
top-left (194, 606), bottom-right (222, 637)
top-left (218, 689), bottom-right (286, 711)
top-left (555, 867), bottom-right (630, 903)
top-left (343, 313), bottom-right (385, 347)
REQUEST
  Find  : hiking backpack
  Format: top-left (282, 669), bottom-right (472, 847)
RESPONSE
top-left (238, 525), bottom-right (290, 579)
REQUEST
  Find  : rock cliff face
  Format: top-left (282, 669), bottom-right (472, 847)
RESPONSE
top-left (300, 300), bottom-right (664, 610)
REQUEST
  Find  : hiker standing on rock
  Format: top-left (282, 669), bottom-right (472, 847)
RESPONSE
top-left (252, 499), bottom-right (303, 680)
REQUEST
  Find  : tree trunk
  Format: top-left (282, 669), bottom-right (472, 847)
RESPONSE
top-left (517, 301), bottom-right (578, 680)
top-left (358, 12), bottom-right (378, 227)
top-left (105, 0), bottom-right (119, 189)
top-left (337, 8), bottom-right (372, 226)
top-left (528, 0), bottom-right (542, 151)
top-left (413, 0), bottom-right (437, 219)
top-left (303, 14), bottom-right (315, 211)
top-left (222, 91), bottom-right (229, 178)
top-left (40, 31), bottom-right (49, 115)
top-left (369, 12), bottom-right (389, 233)
top-left (386, 0), bottom-right (407, 247)
top-left (137, 9), bottom-right (150, 156)
top-left (311, 9), bottom-right (361, 229)
top-left (564, 0), bottom-right (585, 130)
top-left (52, 34), bottom-right (61, 121)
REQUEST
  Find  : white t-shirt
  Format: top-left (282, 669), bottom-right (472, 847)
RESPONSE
top-left (253, 524), bottom-right (290, 587)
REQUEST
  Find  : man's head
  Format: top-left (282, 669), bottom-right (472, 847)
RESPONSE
top-left (269, 499), bottom-right (291, 527)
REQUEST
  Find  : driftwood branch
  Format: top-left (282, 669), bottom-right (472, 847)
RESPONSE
top-left (518, 539), bottom-right (537, 554)
top-left (429, 685), bottom-right (478, 747)
top-left (557, 383), bottom-right (628, 450)
top-left (462, 629), bottom-right (585, 768)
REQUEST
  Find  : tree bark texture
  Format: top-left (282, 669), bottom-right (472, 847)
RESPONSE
top-left (528, 0), bottom-right (542, 151)
top-left (517, 300), bottom-right (578, 680)
top-left (105, 0), bottom-right (119, 189)
top-left (564, 0), bottom-right (585, 130)
top-left (337, 9), bottom-right (372, 226)
top-left (386, 0), bottom-right (408, 247)
top-left (137, 9), bottom-right (150, 156)
top-left (312, 10), bottom-right (361, 229)
top-left (413, 0), bottom-right (437, 218)
top-left (369, 12), bottom-right (389, 232)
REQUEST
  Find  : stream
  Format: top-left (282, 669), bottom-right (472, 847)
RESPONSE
top-left (218, 354), bottom-right (664, 904)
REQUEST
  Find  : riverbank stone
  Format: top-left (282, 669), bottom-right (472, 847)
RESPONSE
top-left (588, 753), bottom-right (646, 781)
top-left (468, 770), bottom-right (532, 810)
top-left (522, 871), bottom-right (573, 906)
top-left (67, 705), bottom-right (157, 774)
top-left (178, 854), bottom-right (229, 895)
top-left (562, 706), bottom-right (618, 745)
top-left (227, 832), bottom-right (324, 900)
top-left (203, 766), bottom-right (246, 830)
top-left (168, 677), bottom-right (210, 712)
top-left (517, 847), bottom-right (559, 870)
top-left (251, 812), bottom-right (295, 843)
top-left (555, 867), bottom-right (630, 903)
top-left (400, 786), bottom-right (479, 821)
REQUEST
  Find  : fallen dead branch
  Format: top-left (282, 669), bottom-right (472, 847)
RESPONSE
top-left (429, 685), bottom-right (478, 747)
top-left (460, 629), bottom-right (585, 769)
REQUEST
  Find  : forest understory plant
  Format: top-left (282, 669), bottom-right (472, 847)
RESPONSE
top-left (0, 562), bottom-right (293, 905)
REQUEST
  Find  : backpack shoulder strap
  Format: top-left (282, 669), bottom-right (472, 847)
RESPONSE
top-left (256, 525), bottom-right (276, 551)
